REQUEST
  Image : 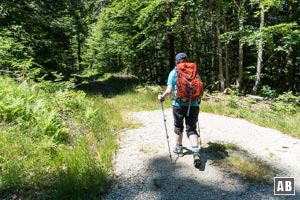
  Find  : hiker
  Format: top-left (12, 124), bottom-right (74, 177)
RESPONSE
top-left (158, 52), bottom-right (202, 167)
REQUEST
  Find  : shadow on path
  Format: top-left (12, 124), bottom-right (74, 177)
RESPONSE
top-left (146, 155), bottom-right (299, 200)
top-left (76, 75), bottom-right (139, 97)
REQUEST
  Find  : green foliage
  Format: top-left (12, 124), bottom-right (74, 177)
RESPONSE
top-left (0, 78), bottom-right (66, 141)
top-left (201, 93), bottom-right (300, 137)
top-left (270, 92), bottom-right (300, 114)
top-left (0, 76), bottom-right (122, 199)
top-left (84, 0), bottom-right (210, 82)
top-left (225, 94), bottom-right (239, 108)
top-left (112, 91), bottom-right (161, 112)
top-left (270, 101), bottom-right (296, 114)
top-left (0, 0), bottom-right (100, 79)
top-left (245, 97), bottom-right (257, 105)
top-left (55, 139), bottom-right (110, 199)
top-left (2, 0), bottom-right (300, 94)
top-left (263, 23), bottom-right (300, 50)
top-left (258, 85), bottom-right (277, 98)
top-left (0, 29), bottom-right (36, 74)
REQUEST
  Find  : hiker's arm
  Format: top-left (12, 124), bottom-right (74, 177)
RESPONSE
top-left (158, 85), bottom-right (172, 101)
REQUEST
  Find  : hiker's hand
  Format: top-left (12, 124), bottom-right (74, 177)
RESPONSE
top-left (158, 94), bottom-right (165, 102)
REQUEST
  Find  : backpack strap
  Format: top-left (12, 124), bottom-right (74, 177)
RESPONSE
top-left (187, 83), bottom-right (192, 116)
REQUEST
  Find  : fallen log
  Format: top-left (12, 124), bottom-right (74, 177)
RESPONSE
top-left (245, 94), bottom-right (264, 101)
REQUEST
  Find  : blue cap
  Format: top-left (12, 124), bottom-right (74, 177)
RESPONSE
top-left (175, 52), bottom-right (188, 61)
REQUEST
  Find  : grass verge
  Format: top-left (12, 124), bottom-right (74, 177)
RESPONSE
top-left (226, 156), bottom-right (275, 183)
top-left (1, 73), bottom-right (297, 198)
top-left (205, 142), bottom-right (276, 184)
top-left (0, 76), bottom-right (125, 199)
top-left (201, 94), bottom-right (300, 137)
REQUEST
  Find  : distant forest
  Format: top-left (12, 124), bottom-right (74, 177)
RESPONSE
top-left (1, 0), bottom-right (300, 94)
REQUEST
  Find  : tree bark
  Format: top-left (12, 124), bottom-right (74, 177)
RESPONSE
top-left (224, 17), bottom-right (229, 88)
top-left (237, 0), bottom-right (245, 90)
top-left (77, 32), bottom-right (82, 72)
top-left (252, 4), bottom-right (265, 95)
top-left (286, 1), bottom-right (296, 91)
top-left (216, 1), bottom-right (225, 91)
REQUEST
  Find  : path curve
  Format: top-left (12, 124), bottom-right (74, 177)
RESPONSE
top-left (105, 110), bottom-right (300, 200)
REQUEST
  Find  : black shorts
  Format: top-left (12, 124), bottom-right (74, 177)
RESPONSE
top-left (172, 106), bottom-right (199, 137)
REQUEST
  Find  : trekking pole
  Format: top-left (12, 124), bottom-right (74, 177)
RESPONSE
top-left (197, 120), bottom-right (202, 146)
top-left (160, 99), bottom-right (172, 163)
top-left (198, 99), bottom-right (202, 147)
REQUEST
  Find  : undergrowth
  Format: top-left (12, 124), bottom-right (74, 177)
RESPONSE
top-left (201, 92), bottom-right (300, 137)
top-left (1, 73), bottom-right (298, 198)
top-left (0, 76), bottom-right (124, 199)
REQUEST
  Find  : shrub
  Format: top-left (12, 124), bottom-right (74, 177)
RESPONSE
top-left (0, 76), bottom-right (120, 199)
top-left (271, 92), bottom-right (300, 114)
top-left (259, 85), bottom-right (277, 98)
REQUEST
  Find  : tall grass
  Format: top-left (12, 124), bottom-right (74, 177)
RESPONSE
top-left (110, 91), bottom-right (162, 112)
top-left (107, 79), bottom-right (299, 138)
top-left (105, 75), bottom-right (299, 137)
top-left (1, 73), bottom-right (298, 198)
top-left (201, 94), bottom-right (300, 137)
top-left (0, 76), bottom-right (123, 199)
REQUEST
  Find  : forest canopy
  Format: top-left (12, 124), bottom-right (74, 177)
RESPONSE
top-left (1, 0), bottom-right (300, 94)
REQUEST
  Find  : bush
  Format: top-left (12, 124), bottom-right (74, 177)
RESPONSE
top-left (0, 77), bottom-right (67, 142)
top-left (0, 76), bottom-right (120, 199)
top-left (271, 92), bottom-right (300, 114)
top-left (225, 94), bottom-right (239, 108)
top-left (259, 85), bottom-right (277, 98)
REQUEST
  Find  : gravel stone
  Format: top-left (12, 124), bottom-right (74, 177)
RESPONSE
top-left (105, 110), bottom-right (300, 200)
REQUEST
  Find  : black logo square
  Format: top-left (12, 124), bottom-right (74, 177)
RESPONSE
top-left (274, 177), bottom-right (295, 195)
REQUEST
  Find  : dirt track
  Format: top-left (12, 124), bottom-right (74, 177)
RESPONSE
top-left (105, 109), bottom-right (300, 200)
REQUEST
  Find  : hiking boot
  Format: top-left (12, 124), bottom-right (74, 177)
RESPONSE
top-left (193, 151), bottom-right (201, 168)
top-left (173, 145), bottom-right (184, 157)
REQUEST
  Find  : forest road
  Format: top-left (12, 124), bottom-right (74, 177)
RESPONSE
top-left (105, 109), bottom-right (300, 200)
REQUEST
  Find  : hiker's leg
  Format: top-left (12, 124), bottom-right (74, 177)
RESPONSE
top-left (173, 132), bottom-right (183, 155)
top-left (172, 106), bottom-right (184, 144)
top-left (175, 132), bottom-right (183, 145)
top-left (186, 106), bottom-right (201, 167)
top-left (185, 106), bottom-right (200, 149)
top-left (188, 134), bottom-right (199, 147)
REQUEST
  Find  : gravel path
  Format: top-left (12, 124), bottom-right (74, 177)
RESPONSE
top-left (105, 109), bottom-right (300, 200)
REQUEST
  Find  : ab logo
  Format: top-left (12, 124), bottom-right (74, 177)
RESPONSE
top-left (274, 177), bottom-right (295, 195)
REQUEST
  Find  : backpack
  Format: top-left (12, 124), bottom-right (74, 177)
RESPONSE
top-left (175, 62), bottom-right (204, 115)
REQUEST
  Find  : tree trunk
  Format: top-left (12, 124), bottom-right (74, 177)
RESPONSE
top-left (251, 4), bottom-right (265, 95)
top-left (216, 1), bottom-right (225, 91)
top-left (169, 34), bottom-right (175, 70)
top-left (237, 0), bottom-right (245, 90)
top-left (77, 32), bottom-right (82, 72)
top-left (224, 16), bottom-right (229, 88)
top-left (286, 1), bottom-right (296, 91)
